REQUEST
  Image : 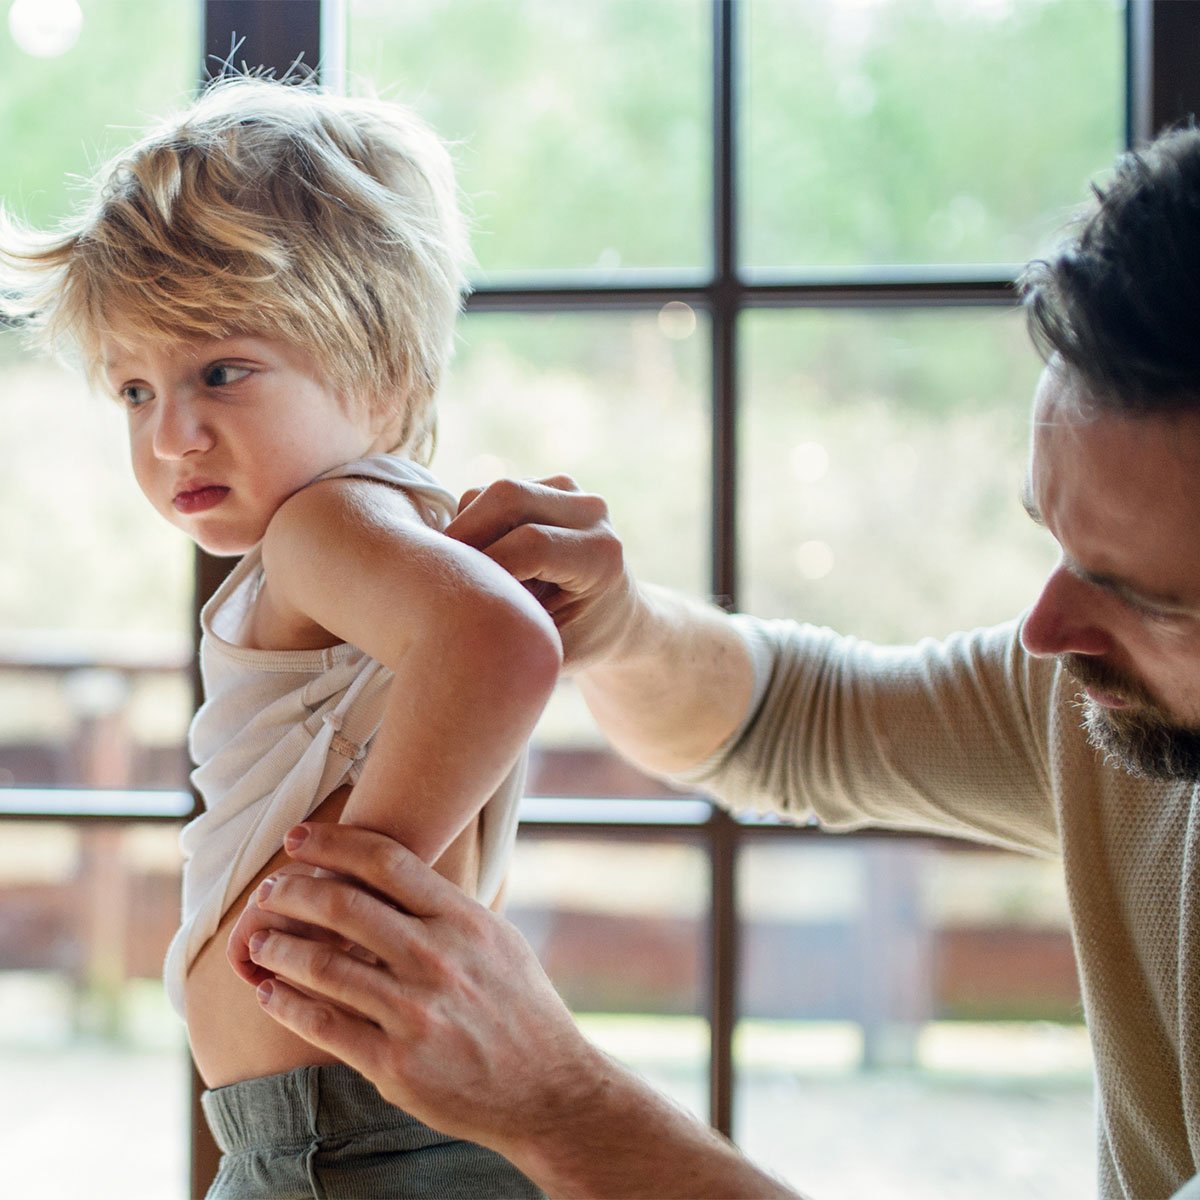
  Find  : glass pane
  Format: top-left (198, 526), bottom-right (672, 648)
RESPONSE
top-left (347, 0), bottom-right (709, 276)
top-left (0, 820), bottom-right (187, 1199)
top-left (740, 308), bottom-right (1057, 641)
top-left (743, 0), bottom-right (1124, 269)
top-left (507, 832), bottom-right (710, 1120)
top-left (437, 310), bottom-right (709, 782)
top-left (734, 838), bottom-right (1094, 1199)
top-left (0, 1), bottom-right (197, 804)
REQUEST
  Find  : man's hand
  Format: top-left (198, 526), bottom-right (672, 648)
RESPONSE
top-left (446, 475), bottom-right (642, 673)
top-left (226, 860), bottom-right (359, 987)
top-left (245, 821), bottom-right (602, 1150)
top-left (250, 822), bottom-right (805, 1199)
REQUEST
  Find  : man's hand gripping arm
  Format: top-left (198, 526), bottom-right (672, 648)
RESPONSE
top-left (447, 475), bottom-right (757, 776)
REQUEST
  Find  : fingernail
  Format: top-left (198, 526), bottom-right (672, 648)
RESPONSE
top-left (248, 931), bottom-right (268, 954)
top-left (284, 825), bottom-right (309, 852)
top-left (257, 980), bottom-right (274, 1004)
top-left (257, 877), bottom-right (275, 903)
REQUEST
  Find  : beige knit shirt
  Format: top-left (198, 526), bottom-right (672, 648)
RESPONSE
top-left (684, 616), bottom-right (1198, 1200)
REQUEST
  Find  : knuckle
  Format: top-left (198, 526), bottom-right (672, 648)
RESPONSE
top-left (510, 523), bottom-right (549, 554)
top-left (305, 1000), bottom-right (337, 1041)
top-left (577, 491), bottom-right (610, 524)
top-left (490, 476), bottom-right (525, 505)
top-left (309, 940), bottom-right (341, 982)
top-left (398, 999), bottom-right (434, 1043)
top-left (335, 883), bottom-right (372, 926)
top-left (458, 904), bottom-right (491, 943)
top-left (381, 1037), bottom-right (414, 1080)
top-left (412, 940), bottom-right (457, 989)
top-left (595, 526), bottom-right (625, 568)
top-left (364, 837), bottom-right (407, 884)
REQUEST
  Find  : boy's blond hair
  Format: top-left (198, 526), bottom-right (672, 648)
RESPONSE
top-left (0, 76), bottom-right (468, 462)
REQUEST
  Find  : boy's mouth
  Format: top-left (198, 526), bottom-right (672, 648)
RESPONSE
top-left (174, 485), bottom-right (230, 514)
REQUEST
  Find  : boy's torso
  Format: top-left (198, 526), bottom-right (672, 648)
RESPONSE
top-left (186, 781), bottom-right (483, 1088)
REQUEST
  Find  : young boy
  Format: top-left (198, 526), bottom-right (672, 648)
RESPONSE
top-left (1, 77), bottom-right (560, 1197)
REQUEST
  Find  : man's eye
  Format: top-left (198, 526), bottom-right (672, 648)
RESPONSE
top-left (205, 364), bottom-right (252, 387)
top-left (1128, 597), bottom-right (1176, 623)
top-left (120, 385), bottom-right (153, 409)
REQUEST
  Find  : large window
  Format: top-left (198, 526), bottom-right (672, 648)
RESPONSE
top-left (1, 2), bottom-right (1171, 1196)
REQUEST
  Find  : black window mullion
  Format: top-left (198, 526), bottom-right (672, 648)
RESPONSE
top-left (706, 0), bottom-right (741, 1141)
top-left (192, 11), bottom-right (328, 1196)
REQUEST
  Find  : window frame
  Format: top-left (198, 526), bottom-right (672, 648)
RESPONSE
top-left (4, 1), bottom-right (1185, 1193)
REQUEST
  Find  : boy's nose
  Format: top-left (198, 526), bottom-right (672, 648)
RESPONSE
top-left (151, 393), bottom-right (214, 459)
top-left (1020, 564), bottom-right (1114, 660)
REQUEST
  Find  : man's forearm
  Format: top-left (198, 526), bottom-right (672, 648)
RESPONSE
top-left (502, 1041), bottom-right (805, 1200)
top-left (576, 583), bottom-right (757, 776)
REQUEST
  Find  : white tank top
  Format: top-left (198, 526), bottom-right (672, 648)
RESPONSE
top-left (162, 455), bottom-right (527, 1016)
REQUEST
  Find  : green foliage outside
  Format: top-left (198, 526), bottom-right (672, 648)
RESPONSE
top-left (348, 0), bottom-right (710, 272)
top-left (744, 0), bottom-right (1123, 267)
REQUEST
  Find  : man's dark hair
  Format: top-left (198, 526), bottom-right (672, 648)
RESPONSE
top-left (1022, 124), bottom-right (1200, 414)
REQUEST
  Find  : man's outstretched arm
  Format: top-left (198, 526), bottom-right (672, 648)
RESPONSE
top-left (446, 476), bottom-right (757, 776)
top-left (239, 822), bottom-right (805, 1200)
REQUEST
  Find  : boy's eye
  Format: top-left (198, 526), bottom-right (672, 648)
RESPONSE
top-left (205, 364), bottom-right (252, 387)
top-left (120, 384), bottom-right (153, 409)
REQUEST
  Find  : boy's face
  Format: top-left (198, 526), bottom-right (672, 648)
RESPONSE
top-left (101, 331), bottom-right (388, 556)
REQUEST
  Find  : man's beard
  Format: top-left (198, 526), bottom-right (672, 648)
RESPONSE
top-left (1062, 653), bottom-right (1200, 783)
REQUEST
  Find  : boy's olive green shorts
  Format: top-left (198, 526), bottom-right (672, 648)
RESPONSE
top-left (201, 1062), bottom-right (545, 1199)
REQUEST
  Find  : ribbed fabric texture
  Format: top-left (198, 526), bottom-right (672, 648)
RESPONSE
top-left (164, 455), bottom-right (527, 1015)
top-left (678, 616), bottom-right (1199, 1200)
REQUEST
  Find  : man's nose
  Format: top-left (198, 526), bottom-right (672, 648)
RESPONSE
top-left (151, 391), bottom-right (213, 460)
top-left (1020, 564), bottom-right (1114, 659)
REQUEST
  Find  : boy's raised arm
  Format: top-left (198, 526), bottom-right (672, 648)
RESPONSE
top-left (260, 476), bottom-right (561, 863)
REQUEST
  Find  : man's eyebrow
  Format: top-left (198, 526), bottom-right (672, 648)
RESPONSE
top-left (1019, 481), bottom-right (1045, 527)
top-left (1070, 562), bottom-right (1195, 612)
top-left (1019, 480), bottom-right (1197, 612)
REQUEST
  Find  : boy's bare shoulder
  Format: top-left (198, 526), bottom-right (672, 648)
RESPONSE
top-left (264, 474), bottom-right (434, 565)
top-left (257, 474), bottom-right (456, 654)
top-left (263, 473), bottom-right (440, 590)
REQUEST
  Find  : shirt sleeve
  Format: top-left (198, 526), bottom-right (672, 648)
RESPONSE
top-left (673, 615), bottom-right (1061, 856)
